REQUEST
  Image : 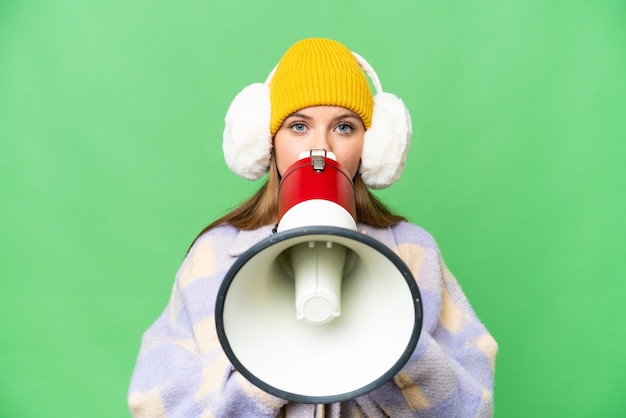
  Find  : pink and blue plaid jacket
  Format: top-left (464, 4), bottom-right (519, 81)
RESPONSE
top-left (128, 222), bottom-right (497, 417)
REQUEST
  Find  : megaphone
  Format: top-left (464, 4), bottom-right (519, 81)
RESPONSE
top-left (215, 149), bottom-right (423, 403)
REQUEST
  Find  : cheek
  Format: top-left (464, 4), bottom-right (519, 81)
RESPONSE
top-left (274, 147), bottom-right (288, 177)
top-left (335, 145), bottom-right (363, 179)
top-left (273, 137), bottom-right (300, 177)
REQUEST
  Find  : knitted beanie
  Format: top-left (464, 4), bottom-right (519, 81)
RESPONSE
top-left (269, 38), bottom-right (374, 136)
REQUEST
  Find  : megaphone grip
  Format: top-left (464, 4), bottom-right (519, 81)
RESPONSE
top-left (290, 241), bottom-right (346, 324)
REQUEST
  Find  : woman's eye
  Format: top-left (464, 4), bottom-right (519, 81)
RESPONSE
top-left (336, 123), bottom-right (353, 134)
top-left (291, 123), bottom-right (306, 132)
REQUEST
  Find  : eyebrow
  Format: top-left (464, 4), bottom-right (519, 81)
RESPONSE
top-left (286, 111), bottom-right (361, 122)
top-left (286, 112), bottom-right (313, 120)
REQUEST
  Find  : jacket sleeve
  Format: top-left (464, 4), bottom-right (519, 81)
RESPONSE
top-left (351, 226), bottom-right (498, 418)
top-left (128, 229), bottom-right (289, 418)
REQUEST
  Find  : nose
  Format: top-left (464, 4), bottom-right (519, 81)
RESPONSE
top-left (311, 130), bottom-right (331, 153)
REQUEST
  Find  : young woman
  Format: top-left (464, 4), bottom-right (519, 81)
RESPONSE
top-left (128, 38), bottom-right (497, 418)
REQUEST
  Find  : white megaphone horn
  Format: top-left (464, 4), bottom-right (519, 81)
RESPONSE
top-left (215, 149), bottom-right (423, 403)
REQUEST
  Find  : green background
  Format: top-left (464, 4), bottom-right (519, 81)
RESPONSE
top-left (1, 0), bottom-right (625, 416)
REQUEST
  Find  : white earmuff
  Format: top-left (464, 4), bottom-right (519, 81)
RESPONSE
top-left (352, 52), bottom-right (412, 189)
top-left (222, 69), bottom-right (275, 180)
top-left (222, 53), bottom-right (411, 188)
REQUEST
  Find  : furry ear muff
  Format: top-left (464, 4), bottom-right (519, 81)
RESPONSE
top-left (353, 52), bottom-right (412, 189)
top-left (223, 73), bottom-right (274, 180)
top-left (222, 51), bottom-right (411, 187)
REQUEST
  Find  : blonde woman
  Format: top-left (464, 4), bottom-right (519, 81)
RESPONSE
top-left (129, 38), bottom-right (497, 418)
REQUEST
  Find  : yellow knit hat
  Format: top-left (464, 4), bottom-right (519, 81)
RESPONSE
top-left (269, 38), bottom-right (374, 136)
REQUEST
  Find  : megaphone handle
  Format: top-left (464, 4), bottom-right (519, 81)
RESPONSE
top-left (290, 241), bottom-right (347, 325)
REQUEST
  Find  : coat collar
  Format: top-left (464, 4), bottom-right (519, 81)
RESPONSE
top-left (229, 225), bottom-right (275, 257)
top-left (229, 223), bottom-right (397, 257)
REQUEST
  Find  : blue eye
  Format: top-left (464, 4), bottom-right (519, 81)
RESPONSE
top-left (336, 123), bottom-right (353, 133)
top-left (291, 123), bottom-right (306, 132)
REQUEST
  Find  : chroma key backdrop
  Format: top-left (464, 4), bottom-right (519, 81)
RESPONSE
top-left (1, 0), bottom-right (625, 416)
